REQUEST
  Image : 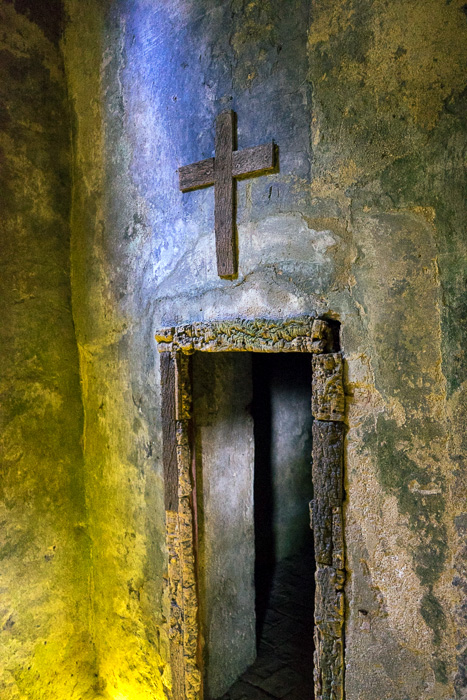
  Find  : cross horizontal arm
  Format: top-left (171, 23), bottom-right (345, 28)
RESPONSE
top-left (179, 157), bottom-right (214, 192)
top-left (232, 142), bottom-right (275, 179)
top-left (178, 142), bottom-right (275, 192)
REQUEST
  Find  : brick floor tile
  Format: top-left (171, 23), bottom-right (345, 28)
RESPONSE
top-left (212, 550), bottom-right (314, 700)
top-left (243, 655), bottom-right (286, 682)
top-left (254, 666), bottom-right (301, 698)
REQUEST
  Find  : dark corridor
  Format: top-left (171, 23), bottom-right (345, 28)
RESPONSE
top-left (218, 549), bottom-right (315, 700)
top-left (218, 353), bottom-right (316, 699)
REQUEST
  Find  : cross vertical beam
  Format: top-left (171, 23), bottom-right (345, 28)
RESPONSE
top-left (178, 110), bottom-right (277, 279)
top-left (214, 110), bottom-right (235, 277)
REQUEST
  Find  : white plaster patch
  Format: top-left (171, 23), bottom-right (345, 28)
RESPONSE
top-left (154, 213), bottom-right (337, 302)
top-left (408, 480), bottom-right (442, 496)
top-left (239, 213), bottom-right (337, 271)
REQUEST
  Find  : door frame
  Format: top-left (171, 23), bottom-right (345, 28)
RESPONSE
top-left (156, 316), bottom-right (346, 700)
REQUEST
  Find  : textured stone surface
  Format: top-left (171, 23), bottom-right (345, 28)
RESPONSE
top-left (1, 0), bottom-right (464, 697)
top-left (310, 3), bottom-right (467, 697)
top-left (193, 352), bottom-right (256, 698)
top-left (63, 0), bottom-right (467, 693)
top-left (0, 3), bottom-right (96, 697)
top-left (62, 2), bottom-right (169, 697)
top-left (312, 354), bottom-right (345, 422)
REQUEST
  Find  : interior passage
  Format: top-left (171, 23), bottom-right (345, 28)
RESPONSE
top-left (218, 547), bottom-right (315, 700)
top-left (193, 352), bottom-right (315, 700)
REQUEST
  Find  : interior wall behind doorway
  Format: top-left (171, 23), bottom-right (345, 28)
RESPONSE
top-left (193, 352), bottom-right (256, 699)
top-left (192, 351), bottom-right (314, 698)
top-left (252, 353), bottom-right (313, 567)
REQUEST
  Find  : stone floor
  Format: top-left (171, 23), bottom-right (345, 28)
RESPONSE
top-left (217, 547), bottom-right (315, 700)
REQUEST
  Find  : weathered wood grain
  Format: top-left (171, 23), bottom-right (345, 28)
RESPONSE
top-left (178, 142), bottom-right (274, 192)
top-left (175, 352), bottom-right (191, 421)
top-left (311, 319), bottom-right (334, 354)
top-left (179, 157), bottom-right (215, 191)
top-left (312, 353), bottom-right (345, 421)
top-left (311, 418), bottom-right (345, 699)
top-left (161, 352), bottom-right (178, 511)
top-left (332, 506), bottom-right (345, 574)
top-left (313, 566), bottom-right (345, 700)
top-left (312, 421), bottom-right (344, 505)
top-left (156, 316), bottom-right (332, 354)
top-left (214, 110), bottom-right (236, 278)
top-left (166, 510), bottom-right (186, 700)
top-left (164, 354), bottom-right (201, 700)
top-left (232, 142), bottom-right (275, 178)
top-left (312, 421), bottom-right (345, 566)
top-left (178, 110), bottom-right (278, 277)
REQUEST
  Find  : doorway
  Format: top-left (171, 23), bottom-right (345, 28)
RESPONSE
top-left (156, 316), bottom-right (345, 700)
top-left (192, 352), bottom-right (315, 699)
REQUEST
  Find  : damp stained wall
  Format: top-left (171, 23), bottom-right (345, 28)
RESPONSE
top-left (0, 2), bottom-right (96, 698)
top-left (1, 0), bottom-right (465, 697)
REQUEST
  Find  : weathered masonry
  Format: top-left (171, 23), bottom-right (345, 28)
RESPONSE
top-left (156, 317), bottom-right (346, 700)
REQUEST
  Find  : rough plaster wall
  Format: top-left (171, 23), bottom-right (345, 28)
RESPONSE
top-left (61, 0), bottom-right (467, 698)
top-left (0, 2), bottom-right (96, 698)
top-left (308, 2), bottom-right (467, 697)
top-left (193, 353), bottom-right (256, 699)
top-left (63, 2), bottom-right (168, 698)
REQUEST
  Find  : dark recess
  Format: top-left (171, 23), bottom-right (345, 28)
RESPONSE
top-left (6, 0), bottom-right (66, 45)
top-left (252, 352), bottom-right (315, 647)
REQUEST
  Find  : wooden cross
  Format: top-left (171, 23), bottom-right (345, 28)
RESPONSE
top-left (178, 110), bottom-right (276, 278)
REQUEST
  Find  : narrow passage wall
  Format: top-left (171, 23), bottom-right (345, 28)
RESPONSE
top-left (253, 353), bottom-right (314, 563)
top-left (0, 2), bottom-right (95, 697)
top-left (193, 352), bottom-right (256, 699)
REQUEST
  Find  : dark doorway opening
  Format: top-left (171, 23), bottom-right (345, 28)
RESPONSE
top-left (252, 353), bottom-right (314, 638)
top-left (249, 353), bottom-right (315, 700)
top-left (193, 351), bottom-right (315, 700)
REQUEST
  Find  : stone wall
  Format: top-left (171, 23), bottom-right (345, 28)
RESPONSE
top-left (0, 0), bottom-right (461, 697)
top-left (63, 2), bottom-right (169, 697)
top-left (0, 1), bottom-right (96, 697)
top-left (308, 2), bottom-right (467, 697)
